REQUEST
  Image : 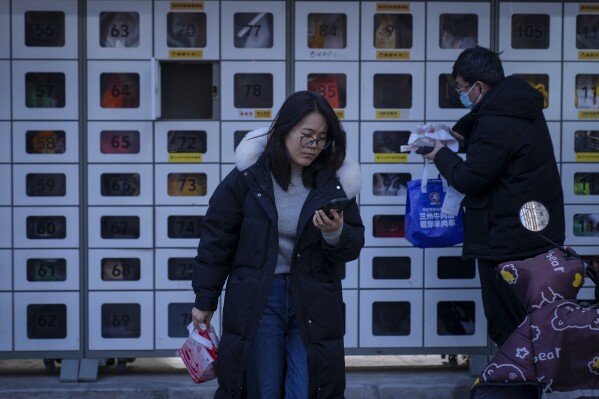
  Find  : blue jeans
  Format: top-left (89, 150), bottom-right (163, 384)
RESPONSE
top-left (246, 275), bottom-right (308, 399)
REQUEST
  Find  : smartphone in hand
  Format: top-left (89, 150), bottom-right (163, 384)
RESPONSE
top-left (319, 197), bottom-right (355, 219)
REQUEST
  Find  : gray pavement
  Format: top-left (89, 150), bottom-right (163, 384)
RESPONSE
top-left (0, 356), bottom-right (475, 398)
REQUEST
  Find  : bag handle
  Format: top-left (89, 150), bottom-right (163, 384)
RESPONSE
top-left (421, 159), bottom-right (430, 193)
top-left (421, 159), bottom-right (448, 193)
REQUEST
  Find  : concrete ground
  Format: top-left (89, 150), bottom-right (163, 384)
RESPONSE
top-left (0, 355), bottom-right (475, 398)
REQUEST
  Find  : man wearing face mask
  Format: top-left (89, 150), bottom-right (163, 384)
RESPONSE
top-left (422, 46), bottom-right (565, 348)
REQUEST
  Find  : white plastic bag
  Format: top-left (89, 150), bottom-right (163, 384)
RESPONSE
top-left (179, 322), bottom-right (219, 383)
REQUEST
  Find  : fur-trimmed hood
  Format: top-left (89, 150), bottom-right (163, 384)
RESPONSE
top-left (235, 127), bottom-right (362, 199)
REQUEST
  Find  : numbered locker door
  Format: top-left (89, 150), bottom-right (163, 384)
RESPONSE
top-left (361, 205), bottom-right (410, 247)
top-left (155, 248), bottom-right (197, 290)
top-left (154, 121), bottom-right (220, 163)
top-left (562, 163), bottom-right (599, 204)
top-left (87, 0), bottom-right (153, 59)
top-left (14, 292), bottom-right (80, 351)
top-left (88, 249), bottom-right (153, 291)
top-left (88, 60), bottom-right (152, 120)
top-left (13, 121), bottom-right (79, 164)
top-left (0, 61), bottom-right (9, 120)
top-left (221, 61), bottom-right (285, 121)
top-left (0, 0), bottom-right (9, 59)
top-left (424, 247), bottom-right (478, 289)
top-left (424, 289), bottom-right (486, 348)
top-left (360, 163), bottom-right (422, 206)
top-left (11, 0), bottom-right (78, 59)
top-left (361, 61), bottom-right (425, 121)
top-left (359, 289), bottom-right (423, 348)
top-left (425, 2), bottom-right (491, 61)
top-left (359, 247), bottom-right (424, 289)
top-left (294, 61), bottom-right (359, 121)
top-left (12, 60), bottom-right (79, 120)
top-left (295, 1), bottom-right (359, 61)
top-left (360, 121), bottom-right (423, 164)
top-left (13, 164), bottom-right (79, 206)
top-left (561, 122), bottom-right (599, 163)
top-left (503, 61), bottom-right (561, 121)
top-left (88, 206), bottom-right (153, 249)
top-left (220, 1), bottom-right (286, 60)
top-left (360, 1), bottom-right (425, 61)
top-left (88, 291), bottom-right (153, 350)
top-left (566, 205), bottom-right (599, 245)
top-left (154, 0), bottom-right (219, 60)
top-left (0, 291), bottom-right (11, 351)
top-left (0, 250), bottom-right (12, 351)
top-left (13, 249), bottom-right (79, 291)
top-left (155, 291), bottom-right (221, 349)
top-left (498, 2), bottom-right (562, 61)
top-left (13, 206), bottom-right (79, 249)
top-left (563, 3), bottom-right (599, 61)
top-left (425, 61), bottom-right (468, 121)
top-left (155, 206), bottom-right (208, 248)
top-left (563, 62), bottom-right (599, 121)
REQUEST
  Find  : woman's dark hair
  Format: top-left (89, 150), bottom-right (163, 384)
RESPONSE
top-left (452, 46), bottom-right (505, 86)
top-left (264, 90), bottom-right (346, 190)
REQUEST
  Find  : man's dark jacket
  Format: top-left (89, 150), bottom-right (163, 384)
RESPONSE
top-left (192, 128), bottom-right (365, 398)
top-left (434, 76), bottom-right (565, 261)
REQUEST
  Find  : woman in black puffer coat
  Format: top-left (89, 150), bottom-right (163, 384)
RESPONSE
top-left (191, 91), bottom-right (364, 399)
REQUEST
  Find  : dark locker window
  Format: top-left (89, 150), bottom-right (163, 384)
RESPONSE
top-left (437, 301), bottom-right (475, 336)
top-left (307, 13), bottom-right (347, 49)
top-left (373, 173), bottom-right (410, 196)
top-left (234, 73), bottom-right (274, 109)
top-left (167, 173), bottom-right (207, 196)
top-left (234, 12), bottom-right (274, 48)
top-left (438, 73), bottom-right (462, 109)
top-left (101, 258), bottom-right (141, 281)
top-left (25, 11), bottom-right (65, 47)
top-left (576, 15), bottom-right (599, 49)
top-left (26, 173), bottom-right (66, 197)
top-left (437, 257), bottom-right (476, 280)
top-left (511, 14), bottom-right (550, 49)
top-left (168, 303), bottom-right (194, 338)
top-left (373, 73), bottom-right (412, 109)
top-left (100, 216), bottom-right (140, 239)
top-left (372, 302), bottom-right (410, 336)
top-left (100, 130), bottom-right (140, 154)
top-left (26, 259), bottom-right (67, 282)
top-left (101, 303), bottom-right (141, 338)
top-left (373, 13), bottom-right (413, 49)
top-left (27, 304), bottom-right (67, 339)
top-left (167, 215), bottom-right (203, 239)
top-left (168, 131), bottom-right (207, 153)
top-left (574, 130), bottom-right (599, 153)
top-left (308, 73), bottom-right (346, 109)
top-left (373, 130), bottom-right (411, 154)
top-left (161, 62), bottom-right (214, 119)
top-left (26, 130), bottom-right (66, 154)
top-left (372, 256), bottom-right (411, 280)
top-left (439, 14), bottom-right (478, 49)
top-left (168, 258), bottom-right (195, 281)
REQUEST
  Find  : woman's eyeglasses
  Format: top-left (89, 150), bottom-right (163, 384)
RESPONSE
top-left (297, 132), bottom-right (331, 150)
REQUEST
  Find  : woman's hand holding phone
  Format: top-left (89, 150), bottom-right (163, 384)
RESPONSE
top-left (313, 198), bottom-right (354, 233)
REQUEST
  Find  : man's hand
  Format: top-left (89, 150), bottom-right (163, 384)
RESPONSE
top-left (422, 139), bottom-right (446, 161)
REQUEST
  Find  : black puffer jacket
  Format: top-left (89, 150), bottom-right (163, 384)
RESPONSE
top-left (192, 128), bottom-right (365, 399)
top-left (434, 76), bottom-right (565, 261)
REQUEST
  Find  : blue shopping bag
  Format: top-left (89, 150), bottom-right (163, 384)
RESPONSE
top-left (405, 167), bottom-right (464, 248)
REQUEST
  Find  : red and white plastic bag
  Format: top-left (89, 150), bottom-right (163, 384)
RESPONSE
top-left (179, 322), bottom-right (219, 383)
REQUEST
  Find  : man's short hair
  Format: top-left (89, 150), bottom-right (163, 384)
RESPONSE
top-left (451, 46), bottom-right (505, 86)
